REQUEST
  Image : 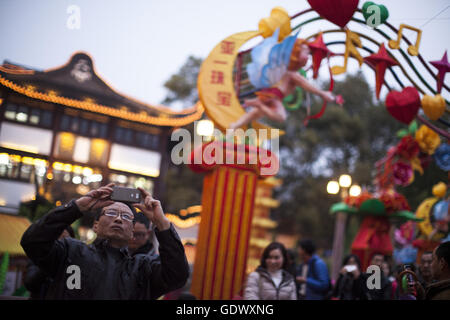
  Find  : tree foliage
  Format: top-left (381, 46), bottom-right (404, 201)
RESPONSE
top-left (18, 195), bottom-right (55, 222)
top-left (161, 56), bottom-right (202, 108)
top-left (161, 56), bottom-right (205, 213)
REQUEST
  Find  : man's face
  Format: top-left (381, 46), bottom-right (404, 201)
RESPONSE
top-left (371, 254), bottom-right (384, 267)
top-left (419, 253), bottom-right (433, 278)
top-left (128, 222), bottom-right (150, 251)
top-left (298, 247), bottom-right (307, 262)
top-left (96, 202), bottom-right (134, 244)
top-left (92, 220), bottom-right (98, 233)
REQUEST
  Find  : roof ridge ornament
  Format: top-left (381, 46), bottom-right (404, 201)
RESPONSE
top-left (70, 58), bottom-right (92, 83)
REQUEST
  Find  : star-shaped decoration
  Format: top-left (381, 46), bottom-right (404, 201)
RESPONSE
top-left (364, 43), bottom-right (398, 99)
top-left (308, 32), bottom-right (333, 79)
top-left (430, 51), bottom-right (450, 94)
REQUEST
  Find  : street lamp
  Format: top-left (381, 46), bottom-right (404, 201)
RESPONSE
top-left (349, 185), bottom-right (362, 197)
top-left (328, 174), bottom-right (361, 282)
top-left (326, 181), bottom-right (340, 194)
top-left (339, 174), bottom-right (352, 188)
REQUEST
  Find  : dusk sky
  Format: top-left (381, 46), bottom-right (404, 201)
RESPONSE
top-left (1, 0), bottom-right (449, 109)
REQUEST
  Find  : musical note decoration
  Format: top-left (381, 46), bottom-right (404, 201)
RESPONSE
top-left (332, 29), bottom-right (363, 75)
top-left (429, 51), bottom-right (450, 94)
top-left (388, 24), bottom-right (422, 56)
top-left (308, 32), bottom-right (334, 79)
top-left (364, 43), bottom-right (398, 99)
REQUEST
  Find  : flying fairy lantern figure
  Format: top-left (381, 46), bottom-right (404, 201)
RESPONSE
top-left (230, 29), bottom-right (343, 130)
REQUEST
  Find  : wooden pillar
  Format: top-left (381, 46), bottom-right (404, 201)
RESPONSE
top-left (331, 188), bottom-right (348, 282)
top-left (331, 211), bottom-right (347, 282)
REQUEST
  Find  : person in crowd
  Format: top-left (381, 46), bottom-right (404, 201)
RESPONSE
top-left (417, 251), bottom-right (434, 288)
top-left (295, 239), bottom-right (331, 300)
top-left (331, 254), bottom-right (369, 300)
top-left (426, 241), bottom-right (450, 300)
top-left (20, 183), bottom-right (189, 299)
top-left (382, 260), bottom-right (396, 298)
top-left (382, 260), bottom-right (395, 283)
top-left (244, 242), bottom-right (297, 300)
top-left (365, 253), bottom-right (392, 300)
top-left (23, 226), bottom-right (75, 299)
top-left (391, 265), bottom-right (402, 299)
top-left (128, 211), bottom-right (156, 257)
top-left (394, 263), bottom-right (425, 300)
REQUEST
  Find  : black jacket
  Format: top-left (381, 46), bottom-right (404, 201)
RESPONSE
top-left (364, 272), bottom-right (392, 300)
top-left (23, 262), bottom-right (51, 299)
top-left (132, 241), bottom-right (156, 257)
top-left (425, 279), bottom-right (450, 300)
top-left (20, 200), bottom-right (189, 300)
top-left (332, 272), bottom-right (370, 300)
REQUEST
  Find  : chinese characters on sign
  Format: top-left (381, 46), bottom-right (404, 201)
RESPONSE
top-left (221, 41), bottom-right (235, 55)
top-left (217, 92), bottom-right (232, 106)
top-left (207, 40), bottom-right (237, 107)
top-left (211, 71), bottom-right (224, 85)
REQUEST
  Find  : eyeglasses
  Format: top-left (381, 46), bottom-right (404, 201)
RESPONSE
top-left (102, 210), bottom-right (134, 222)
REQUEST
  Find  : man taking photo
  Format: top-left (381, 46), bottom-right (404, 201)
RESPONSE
top-left (21, 183), bottom-right (189, 299)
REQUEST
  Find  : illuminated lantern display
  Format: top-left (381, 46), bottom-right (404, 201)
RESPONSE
top-left (331, 191), bottom-right (422, 271)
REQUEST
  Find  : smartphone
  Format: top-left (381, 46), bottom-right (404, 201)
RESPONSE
top-left (344, 265), bottom-right (357, 273)
top-left (110, 187), bottom-right (142, 203)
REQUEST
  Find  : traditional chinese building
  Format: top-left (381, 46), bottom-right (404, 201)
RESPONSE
top-left (0, 51), bottom-right (203, 218)
top-left (0, 52), bottom-right (204, 296)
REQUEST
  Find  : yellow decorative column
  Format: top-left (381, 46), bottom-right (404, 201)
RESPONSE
top-left (188, 141), bottom-right (278, 300)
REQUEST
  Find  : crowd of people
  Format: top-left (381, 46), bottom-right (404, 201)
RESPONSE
top-left (242, 240), bottom-right (450, 300)
top-left (17, 183), bottom-right (450, 300)
top-left (20, 183), bottom-right (189, 299)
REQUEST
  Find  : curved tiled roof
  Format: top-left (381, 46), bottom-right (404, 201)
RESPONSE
top-left (0, 52), bottom-right (204, 127)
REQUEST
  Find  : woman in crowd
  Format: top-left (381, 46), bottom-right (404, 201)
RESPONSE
top-left (331, 254), bottom-right (369, 300)
top-left (244, 242), bottom-right (297, 300)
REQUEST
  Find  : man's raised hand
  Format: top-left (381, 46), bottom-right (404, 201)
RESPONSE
top-left (133, 187), bottom-right (170, 231)
top-left (75, 183), bottom-right (115, 213)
